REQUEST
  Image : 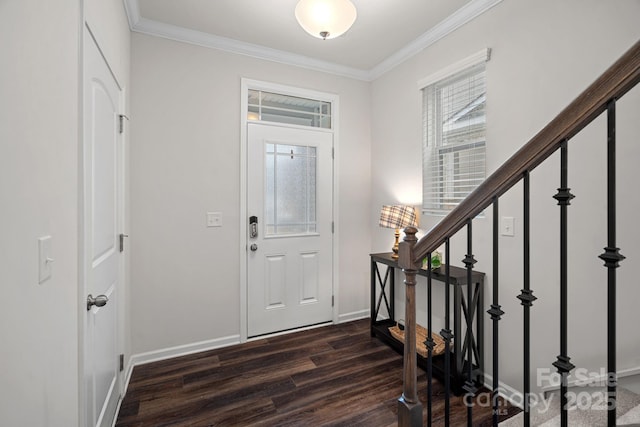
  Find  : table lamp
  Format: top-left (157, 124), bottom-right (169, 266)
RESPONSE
top-left (379, 205), bottom-right (418, 259)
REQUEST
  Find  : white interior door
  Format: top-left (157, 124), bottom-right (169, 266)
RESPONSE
top-left (247, 123), bottom-right (333, 337)
top-left (83, 28), bottom-right (122, 427)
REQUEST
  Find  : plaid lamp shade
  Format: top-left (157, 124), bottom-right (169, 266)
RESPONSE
top-left (379, 205), bottom-right (418, 229)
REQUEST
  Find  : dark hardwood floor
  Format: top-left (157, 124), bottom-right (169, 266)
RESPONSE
top-left (116, 319), bottom-right (518, 426)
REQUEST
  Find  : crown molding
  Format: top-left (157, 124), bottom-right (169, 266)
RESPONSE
top-left (123, 0), bottom-right (141, 30)
top-left (368, 0), bottom-right (502, 80)
top-left (132, 17), bottom-right (370, 81)
top-left (124, 0), bottom-right (502, 82)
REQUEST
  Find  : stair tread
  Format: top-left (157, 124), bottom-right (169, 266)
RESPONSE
top-left (618, 402), bottom-right (640, 425)
top-left (500, 388), bottom-right (640, 426)
top-left (499, 391), bottom-right (561, 427)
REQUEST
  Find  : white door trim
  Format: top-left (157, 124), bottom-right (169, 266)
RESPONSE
top-left (239, 79), bottom-right (340, 342)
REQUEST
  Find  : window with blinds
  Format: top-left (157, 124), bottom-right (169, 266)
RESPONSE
top-left (422, 63), bottom-right (486, 215)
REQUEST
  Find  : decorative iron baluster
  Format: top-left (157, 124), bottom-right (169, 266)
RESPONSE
top-left (454, 263), bottom-right (463, 385)
top-left (426, 253), bottom-right (433, 427)
top-left (463, 220), bottom-right (478, 426)
top-left (488, 197), bottom-right (505, 426)
top-left (552, 141), bottom-right (575, 427)
top-left (440, 239), bottom-right (452, 426)
top-left (599, 99), bottom-right (625, 426)
top-left (517, 171), bottom-right (536, 427)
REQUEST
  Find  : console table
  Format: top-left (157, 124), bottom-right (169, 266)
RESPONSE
top-left (370, 252), bottom-right (485, 394)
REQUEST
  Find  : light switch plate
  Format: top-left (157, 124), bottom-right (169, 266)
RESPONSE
top-left (501, 216), bottom-right (515, 237)
top-left (207, 212), bottom-right (222, 227)
top-left (38, 236), bottom-right (53, 283)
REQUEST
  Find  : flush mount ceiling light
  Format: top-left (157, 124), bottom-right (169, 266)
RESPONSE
top-left (295, 0), bottom-right (357, 40)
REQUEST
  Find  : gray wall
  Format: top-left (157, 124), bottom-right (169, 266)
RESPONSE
top-left (370, 0), bottom-right (640, 394)
top-left (0, 0), bottom-right (130, 425)
top-left (129, 33), bottom-right (372, 355)
top-left (0, 1), bottom-right (81, 424)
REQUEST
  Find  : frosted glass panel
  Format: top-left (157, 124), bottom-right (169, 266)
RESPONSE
top-left (265, 143), bottom-right (317, 235)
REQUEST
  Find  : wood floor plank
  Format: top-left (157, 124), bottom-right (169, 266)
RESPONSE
top-left (290, 346), bottom-right (399, 387)
top-left (127, 355), bottom-right (220, 391)
top-left (115, 318), bottom-right (519, 426)
top-left (309, 334), bottom-right (388, 365)
top-left (270, 358), bottom-right (403, 413)
top-left (182, 349), bottom-right (317, 386)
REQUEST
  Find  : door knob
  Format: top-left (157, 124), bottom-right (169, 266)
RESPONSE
top-left (250, 244), bottom-right (258, 251)
top-left (87, 294), bottom-right (109, 311)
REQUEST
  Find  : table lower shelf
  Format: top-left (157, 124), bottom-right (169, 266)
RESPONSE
top-left (371, 319), bottom-right (482, 396)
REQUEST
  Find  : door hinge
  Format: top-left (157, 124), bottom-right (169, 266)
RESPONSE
top-left (331, 295), bottom-right (334, 307)
top-left (331, 222), bottom-right (334, 233)
top-left (119, 114), bottom-right (129, 134)
top-left (119, 233), bottom-right (129, 252)
top-left (119, 354), bottom-right (124, 372)
top-left (332, 147), bottom-right (335, 159)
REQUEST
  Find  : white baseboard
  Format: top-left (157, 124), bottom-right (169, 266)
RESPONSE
top-left (129, 334), bottom-right (241, 369)
top-left (482, 365), bottom-right (640, 411)
top-left (115, 334), bottom-right (240, 424)
top-left (124, 312), bottom-right (368, 374)
top-left (117, 311), bottom-right (369, 422)
top-left (338, 309), bottom-right (369, 323)
top-left (482, 374), bottom-right (526, 410)
top-left (540, 365), bottom-right (640, 395)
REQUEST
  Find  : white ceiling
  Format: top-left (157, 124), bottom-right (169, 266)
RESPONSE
top-left (125, 0), bottom-right (502, 81)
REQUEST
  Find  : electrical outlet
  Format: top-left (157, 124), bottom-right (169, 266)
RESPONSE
top-left (501, 216), bottom-right (515, 237)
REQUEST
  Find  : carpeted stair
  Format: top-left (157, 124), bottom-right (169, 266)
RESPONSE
top-left (500, 387), bottom-right (640, 426)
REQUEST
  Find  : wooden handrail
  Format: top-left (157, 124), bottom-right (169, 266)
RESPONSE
top-left (410, 39), bottom-right (640, 263)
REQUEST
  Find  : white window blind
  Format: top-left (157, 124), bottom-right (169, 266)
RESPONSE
top-left (422, 63), bottom-right (486, 215)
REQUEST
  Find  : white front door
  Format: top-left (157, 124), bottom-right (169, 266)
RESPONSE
top-left (83, 28), bottom-right (122, 427)
top-left (247, 123), bottom-right (333, 337)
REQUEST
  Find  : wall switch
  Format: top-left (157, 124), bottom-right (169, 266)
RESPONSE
top-left (207, 212), bottom-right (222, 227)
top-left (38, 236), bottom-right (53, 283)
top-left (501, 216), bottom-right (515, 237)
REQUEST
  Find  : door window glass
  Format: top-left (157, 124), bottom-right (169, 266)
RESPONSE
top-left (265, 143), bottom-right (317, 235)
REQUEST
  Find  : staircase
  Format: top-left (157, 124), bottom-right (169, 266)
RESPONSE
top-left (395, 40), bottom-right (640, 427)
top-left (500, 387), bottom-right (640, 426)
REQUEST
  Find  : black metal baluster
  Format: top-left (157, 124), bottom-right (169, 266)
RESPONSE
top-left (426, 253), bottom-right (433, 427)
top-left (517, 172), bottom-right (536, 427)
top-left (454, 269), bottom-right (463, 384)
top-left (488, 197), bottom-right (505, 426)
top-left (599, 99), bottom-right (625, 427)
top-left (552, 141), bottom-right (575, 427)
top-left (463, 220), bottom-right (478, 426)
top-left (440, 239), bottom-right (452, 426)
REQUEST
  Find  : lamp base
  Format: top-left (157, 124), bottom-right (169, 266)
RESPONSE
top-left (392, 228), bottom-right (400, 259)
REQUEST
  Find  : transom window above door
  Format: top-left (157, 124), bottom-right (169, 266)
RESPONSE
top-left (247, 89), bottom-right (332, 129)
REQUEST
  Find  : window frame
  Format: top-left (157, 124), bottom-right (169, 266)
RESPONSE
top-left (419, 49), bottom-right (491, 216)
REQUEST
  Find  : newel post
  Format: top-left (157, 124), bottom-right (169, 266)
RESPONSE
top-left (398, 226), bottom-right (423, 427)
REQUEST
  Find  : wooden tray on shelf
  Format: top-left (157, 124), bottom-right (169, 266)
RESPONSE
top-left (388, 323), bottom-right (445, 357)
